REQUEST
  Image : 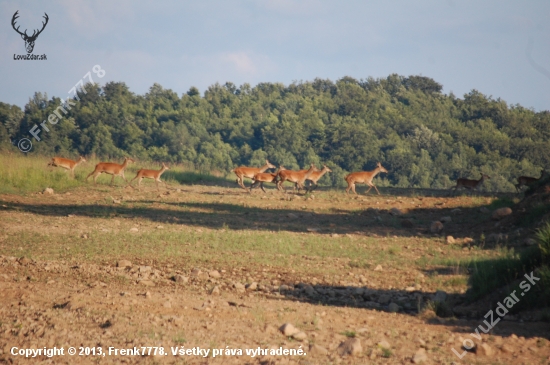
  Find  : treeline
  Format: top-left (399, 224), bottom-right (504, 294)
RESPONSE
top-left (1, 74), bottom-right (549, 191)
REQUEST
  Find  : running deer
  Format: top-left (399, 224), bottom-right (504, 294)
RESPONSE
top-left (231, 160), bottom-right (276, 191)
top-left (299, 164), bottom-right (332, 192)
top-left (251, 166), bottom-right (286, 193)
top-left (345, 162), bottom-right (388, 195)
top-left (450, 173), bottom-right (490, 195)
top-left (515, 170), bottom-right (547, 193)
top-left (277, 164), bottom-right (317, 192)
top-left (47, 156), bottom-right (86, 178)
top-left (86, 157), bottom-right (135, 186)
top-left (128, 163), bottom-right (170, 191)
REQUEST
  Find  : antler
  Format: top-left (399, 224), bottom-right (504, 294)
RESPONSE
top-left (29, 13), bottom-right (49, 39)
top-left (11, 10), bottom-right (27, 37)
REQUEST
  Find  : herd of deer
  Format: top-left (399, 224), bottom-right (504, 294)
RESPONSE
top-left (46, 156), bottom-right (548, 195)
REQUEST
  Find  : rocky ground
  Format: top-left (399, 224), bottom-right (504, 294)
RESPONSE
top-left (1, 183), bottom-right (549, 364)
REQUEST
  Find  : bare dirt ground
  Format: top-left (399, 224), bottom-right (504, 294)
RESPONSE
top-left (1, 181), bottom-right (549, 364)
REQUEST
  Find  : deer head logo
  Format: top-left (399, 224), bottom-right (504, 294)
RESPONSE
top-left (12, 11), bottom-right (49, 54)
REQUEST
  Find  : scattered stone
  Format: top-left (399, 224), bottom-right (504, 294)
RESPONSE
top-left (292, 331), bottom-right (307, 341)
top-left (412, 348), bottom-right (428, 363)
top-left (191, 268), bottom-right (202, 276)
top-left (163, 301), bottom-right (172, 308)
top-left (209, 270), bottom-right (221, 278)
top-left (309, 344), bottom-right (328, 355)
top-left (525, 238), bottom-right (537, 246)
top-left (337, 338), bottom-right (362, 356)
top-left (492, 207), bottom-right (512, 220)
top-left (139, 280), bottom-right (155, 287)
top-left (377, 340), bottom-right (391, 350)
top-left (139, 266), bottom-right (152, 273)
top-left (479, 207), bottom-right (491, 214)
top-left (304, 285), bottom-right (316, 296)
top-left (388, 303), bottom-right (399, 312)
top-left (81, 233), bottom-right (88, 239)
top-left (173, 275), bottom-right (188, 284)
top-left (233, 282), bottom-right (245, 291)
top-left (287, 213), bottom-right (298, 219)
top-left (378, 294), bottom-right (391, 305)
top-left (18, 257), bottom-right (32, 265)
top-left (374, 265), bottom-right (383, 271)
top-left (307, 227), bottom-right (319, 232)
top-left (401, 219), bottom-right (414, 228)
top-left (477, 343), bottom-right (493, 357)
top-left (129, 227), bottom-right (139, 232)
top-left (433, 290), bottom-right (447, 303)
top-left (43, 188), bottom-right (54, 195)
top-left (500, 344), bottom-right (514, 354)
top-left (156, 225), bottom-right (164, 229)
top-left (279, 323), bottom-right (300, 336)
top-left (390, 207), bottom-right (403, 216)
top-left (440, 216), bottom-right (452, 223)
top-left (117, 260), bottom-right (132, 268)
top-left (463, 237), bottom-right (474, 244)
top-left (430, 221), bottom-right (444, 234)
top-left (246, 282), bottom-right (258, 291)
top-left (210, 286), bottom-right (220, 295)
top-left (446, 235), bottom-right (456, 244)
top-left (451, 208), bottom-right (461, 214)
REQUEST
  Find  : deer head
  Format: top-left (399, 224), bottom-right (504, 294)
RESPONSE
top-left (12, 11), bottom-right (49, 54)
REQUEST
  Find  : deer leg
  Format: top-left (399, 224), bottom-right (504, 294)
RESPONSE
top-left (260, 182), bottom-right (266, 193)
top-left (365, 184), bottom-right (374, 194)
top-left (110, 175), bottom-right (115, 186)
top-left (373, 185), bottom-right (381, 195)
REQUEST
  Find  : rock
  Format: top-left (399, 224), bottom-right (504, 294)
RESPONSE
top-left (525, 238), bottom-right (537, 246)
top-left (307, 227), bottom-right (319, 232)
top-left (173, 275), bottom-right (188, 284)
top-left (304, 285), bottom-right (316, 296)
top-left (492, 207), bottom-right (512, 220)
top-left (129, 227), bottom-right (139, 232)
top-left (433, 290), bottom-right (447, 303)
top-left (139, 280), bottom-right (155, 287)
top-left (292, 331), bottom-right (307, 341)
top-left (390, 208), bottom-right (404, 216)
top-left (401, 219), bottom-right (414, 228)
top-left (81, 233), bottom-right (88, 239)
top-left (377, 340), bottom-right (391, 350)
top-left (234, 282), bottom-right (245, 291)
top-left (139, 265), bottom-right (151, 273)
top-left (430, 221), bottom-right (444, 234)
top-left (309, 344), bottom-right (328, 355)
top-left (117, 260), bottom-right (132, 268)
top-left (246, 282), bottom-right (258, 291)
top-left (479, 207), bottom-right (491, 214)
top-left (337, 338), bottom-right (362, 356)
top-left (446, 235), bottom-right (456, 244)
top-left (43, 188), bottom-right (54, 195)
top-left (191, 268), bottom-right (202, 276)
top-left (18, 257), bottom-right (32, 265)
top-left (440, 216), bottom-right (452, 223)
top-left (388, 302), bottom-right (399, 312)
top-left (374, 264), bottom-right (383, 271)
top-left (412, 348), bottom-right (428, 363)
top-left (451, 208), bottom-right (461, 214)
top-left (279, 323), bottom-right (300, 336)
top-left (477, 343), bottom-right (493, 357)
top-left (378, 294), bottom-right (391, 305)
top-left (463, 237), bottom-right (474, 244)
top-left (209, 270), bottom-right (221, 278)
top-left (210, 286), bottom-right (220, 295)
top-left (500, 344), bottom-right (514, 354)
top-left (287, 213), bottom-right (298, 219)
top-left (163, 301), bottom-right (172, 308)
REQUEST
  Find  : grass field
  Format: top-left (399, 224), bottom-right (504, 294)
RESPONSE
top-left (1, 153), bottom-right (549, 364)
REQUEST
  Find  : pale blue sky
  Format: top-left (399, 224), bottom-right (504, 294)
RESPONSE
top-left (2, 0), bottom-right (549, 110)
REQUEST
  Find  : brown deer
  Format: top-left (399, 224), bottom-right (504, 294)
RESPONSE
top-left (86, 157), bottom-right (135, 186)
top-left (277, 164), bottom-right (317, 192)
top-left (231, 159), bottom-right (276, 191)
top-left (515, 170), bottom-right (547, 193)
top-left (345, 162), bottom-right (388, 195)
top-left (450, 173), bottom-right (490, 195)
top-left (128, 163), bottom-right (170, 191)
top-left (47, 156), bottom-right (86, 178)
top-left (251, 166), bottom-right (286, 193)
top-left (300, 164), bottom-right (332, 192)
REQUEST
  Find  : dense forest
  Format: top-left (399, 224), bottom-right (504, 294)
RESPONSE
top-left (1, 74), bottom-right (549, 191)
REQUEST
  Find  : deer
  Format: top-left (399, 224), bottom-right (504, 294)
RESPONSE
top-left (345, 162), bottom-right (388, 195)
top-left (299, 164), bottom-right (332, 192)
top-left (128, 163), bottom-right (170, 191)
top-left (515, 170), bottom-right (547, 193)
top-left (251, 166), bottom-right (286, 193)
top-left (231, 159), bottom-right (276, 191)
top-left (277, 164), bottom-right (317, 192)
top-left (450, 173), bottom-right (490, 195)
top-left (12, 11), bottom-right (49, 54)
top-left (86, 157), bottom-right (135, 186)
top-left (47, 156), bottom-right (86, 178)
